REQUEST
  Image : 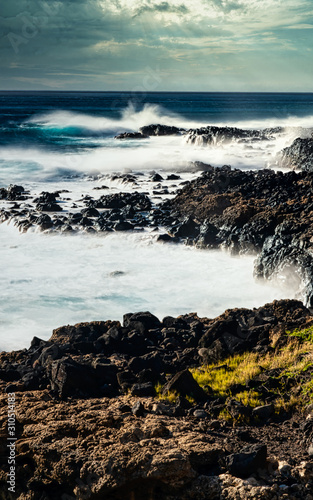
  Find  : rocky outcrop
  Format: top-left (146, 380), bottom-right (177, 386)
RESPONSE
top-left (279, 136), bottom-right (313, 172)
top-left (114, 132), bottom-right (149, 140)
top-left (1, 300), bottom-right (313, 499)
top-left (114, 124), bottom-right (284, 145)
top-left (0, 300), bottom-right (310, 399)
top-left (139, 124), bottom-right (184, 136)
top-left (162, 166), bottom-right (313, 306)
top-left (2, 388), bottom-right (313, 500)
top-left (184, 126), bottom-right (278, 147)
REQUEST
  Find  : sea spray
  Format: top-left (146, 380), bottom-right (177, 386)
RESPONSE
top-left (0, 226), bottom-right (295, 352)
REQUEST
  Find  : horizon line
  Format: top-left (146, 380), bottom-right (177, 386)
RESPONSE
top-left (0, 90), bottom-right (313, 94)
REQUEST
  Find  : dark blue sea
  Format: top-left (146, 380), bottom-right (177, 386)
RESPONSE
top-left (0, 92), bottom-right (310, 350)
top-left (1, 91), bottom-right (313, 151)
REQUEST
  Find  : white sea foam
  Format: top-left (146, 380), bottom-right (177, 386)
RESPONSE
top-left (0, 129), bottom-right (301, 186)
top-left (0, 103), bottom-right (309, 186)
top-left (27, 103), bottom-right (190, 133)
top-left (27, 102), bottom-right (313, 133)
top-left (0, 224), bottom-right (296, 352)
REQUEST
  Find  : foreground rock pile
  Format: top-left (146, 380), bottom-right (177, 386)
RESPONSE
top-left (0, 300), bottom-right (309, 398)
top-left (1, 300), bottom-right (313, 499)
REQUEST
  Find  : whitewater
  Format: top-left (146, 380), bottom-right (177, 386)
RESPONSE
top-left (1, 91), bottom-right (312, 351)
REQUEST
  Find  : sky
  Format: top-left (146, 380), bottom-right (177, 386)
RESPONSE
top-left (0, 0), bottom-right (313, 91)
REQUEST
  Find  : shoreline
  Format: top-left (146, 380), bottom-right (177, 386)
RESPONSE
top-left (1, 300), bottom-right (313, 499)
top-left (1, 123), bottom-right (313, 498)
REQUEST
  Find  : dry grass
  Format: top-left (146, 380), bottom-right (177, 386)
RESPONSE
top-left (155, 328), bottom-right (313, 417)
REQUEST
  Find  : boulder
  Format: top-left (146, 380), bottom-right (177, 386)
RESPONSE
top-left (162, 369), bottom-right (208, 402)
top-left (123, 312), bottom-right (161, 334)
top-left (131, 401), bottom-right (145, 417)
top-left (225, 444), bottom-right (267, 478)
top-left (279, 136), bottom-right (313, 172)
top-left (130, 382), bottom-right (156, 397)
top-left (252, 404), bottom-right (274, 421)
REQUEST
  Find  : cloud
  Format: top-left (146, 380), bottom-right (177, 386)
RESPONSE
top-left (0, 0), bottom-right (313, 90)
top-left (133, 1), bottom-right (189, 17)
top-left (286, 23), bottom-right (313, 29)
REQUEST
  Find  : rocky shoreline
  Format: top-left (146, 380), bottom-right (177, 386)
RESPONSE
top-left (1, 300), bottom-right (313, 499)
top-left (1, 123), bottom-right (313, 499)
top-left (2, 163), bottom-right (313, 305)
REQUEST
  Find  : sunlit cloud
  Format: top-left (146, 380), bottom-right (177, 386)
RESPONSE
top-left (0, 0), bottom-right (312, 90)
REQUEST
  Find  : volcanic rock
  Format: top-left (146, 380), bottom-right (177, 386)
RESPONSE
top-left (279, 136), bottom-right (313, 171)
top-left (139, 124), bottom-right (184, 136)
top-left (225, 444), bottom-right (267, 478)
top-left (162, 370), bottom-right (208, 402)
top-left (114, 131), bottom-right (149, 140)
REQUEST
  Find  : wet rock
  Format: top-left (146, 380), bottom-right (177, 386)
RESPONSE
top-left (0, 184), bottom-right (26, 201)
top-left (81, 207), bottom-right (100, 217)
top-left (35, 214), bottom-right (53, 230)
top-left (80, 216), bottom-right (93, 227)
top-left (157, 233), bottom-right (174, 242)
top-left (139, 124), bottom-right (184, 136)
top-left (172, 216), bottom-right (200, 239)
top-left (185, 125), bottom-right (274, 147)
top-left (36, 202), bottom-right (62, 212)
top-left (279, 136), bottom-right (313, 172)
top-left (98, 192), bottom-right (151, 211)
top-left (33, 191), bottom-right (57, 204)
top-left (114, 131), bottom-right (149, 140)
top-left (151, 173), bottom-right (164, 182)
top-left (114, 221), bottom-right (134, 231)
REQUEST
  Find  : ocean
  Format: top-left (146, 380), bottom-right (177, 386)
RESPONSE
top-left (1, 91), bottom-right (312, 351)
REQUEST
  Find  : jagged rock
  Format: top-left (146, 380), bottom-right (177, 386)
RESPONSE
top-left (33, 191), bottom-right (57, 204)
top-left (35, 214), bottom-right (53, 230)
top-left (171, 216), bottom-right (200, 239)
top-left (97, 192), bottom-right (151, 211)
top-left (225, 444), bottom-right (267, 478)
top-left (36, 202), bottom-right (62, 212)
top-left (114, 221), bottom-right (134, 231)
top-left (252, 404), bottom-right (274, 421)
top-left (184, 126), bottom-right (275, 147)
top-left (123, 311), bottom-right (161, 334)
top-left (114, 132), bottom-right (149, 139)
top-left (130, 382), bottom-right (155, 397)
top-left (279, 136), bottom-right (313, 171)
top-left (162, 167), bottom-right (313, 306)
top-left (151, 173), bottom-right (164, 182)
top-left (139, 124), bottom-right (184, 136)
top-left (167, 174), bottom-right (181, 180)
top-left (163, 370), bottom-right (208, 402)
top-left (131, 400), bottom-right (145, 416)
top-left (0, 184), bottom-right (26, 201)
